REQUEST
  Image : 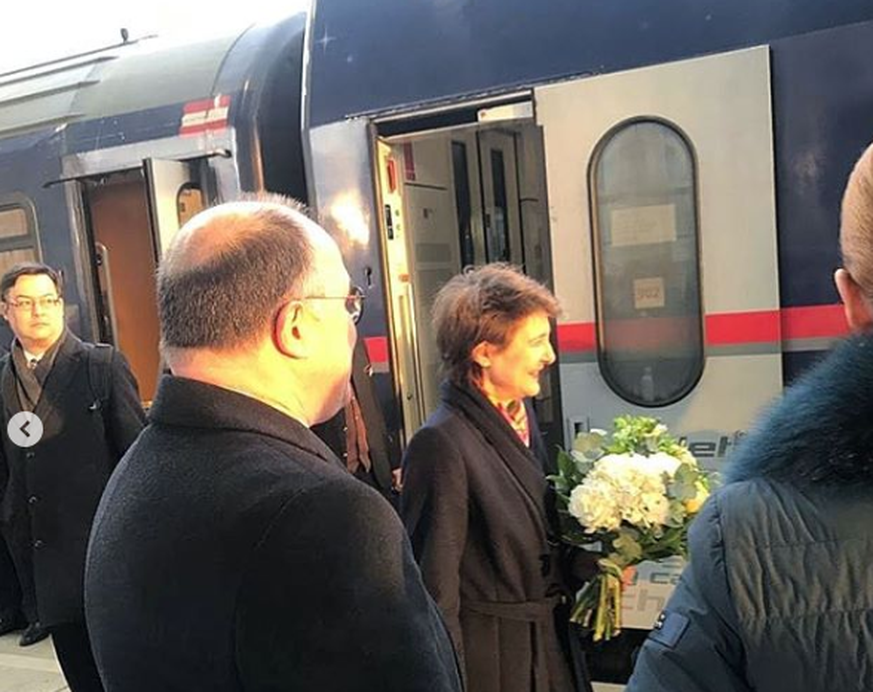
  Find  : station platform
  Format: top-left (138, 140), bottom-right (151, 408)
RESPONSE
top-left (0, 631), bottom-right (66, 691)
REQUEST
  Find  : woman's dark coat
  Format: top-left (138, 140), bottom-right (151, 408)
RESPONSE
top-left (0, 332), bottom-right (145, 626)
top-left (401, 381), bottom-right (587, 692)
top-left (627, 335), bottom-right (873, 692)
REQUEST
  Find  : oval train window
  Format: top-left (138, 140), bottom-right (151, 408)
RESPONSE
top-left (589, 119), bottom-right (704, 407)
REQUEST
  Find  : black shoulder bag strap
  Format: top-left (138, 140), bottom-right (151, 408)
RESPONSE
top-left (87, 343), bottom-right (113, 411)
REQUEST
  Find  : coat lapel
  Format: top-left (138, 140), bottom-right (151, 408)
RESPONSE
top-left (33, 333), bottom-right (84, 428)
top-left (443, 382), bottom-right (550, 533)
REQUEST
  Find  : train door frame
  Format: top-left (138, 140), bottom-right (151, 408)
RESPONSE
top-left (369, 96), bottom-right (565, 448)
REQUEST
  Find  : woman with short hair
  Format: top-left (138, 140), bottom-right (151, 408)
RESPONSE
top-left (401, 263), bottom-right (589, 692)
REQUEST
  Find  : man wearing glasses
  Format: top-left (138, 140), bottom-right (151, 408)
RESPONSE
top-left (0, 262), bottom-right (146, 691)
top-left (85, 195), bottom-right (462, 692)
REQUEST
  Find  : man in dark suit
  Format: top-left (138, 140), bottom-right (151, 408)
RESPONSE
top-left (85, 195), bottom-right (462, 692)
top-left (0, 262), bottom-right (146, 690)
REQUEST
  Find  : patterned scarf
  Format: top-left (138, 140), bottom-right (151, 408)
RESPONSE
top-left (486, 395), bottom-right (530, 447)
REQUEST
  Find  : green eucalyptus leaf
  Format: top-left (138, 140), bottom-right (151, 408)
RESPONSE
top-left (611, 529), bottom-right (643, 564)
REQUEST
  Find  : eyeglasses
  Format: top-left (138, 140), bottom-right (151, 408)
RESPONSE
top-left (5, 296), bottom-right (62, 312)
top-left (302, 285), bottom-right (365, 324)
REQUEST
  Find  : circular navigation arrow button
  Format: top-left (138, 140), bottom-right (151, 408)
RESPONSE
top-left (7, 412), bottom-right (44, 448)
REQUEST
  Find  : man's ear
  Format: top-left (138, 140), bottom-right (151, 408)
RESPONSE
top-left (835, 268), bottom-right (873, 333)
top-left (274, 301), bottom-right (308, 358)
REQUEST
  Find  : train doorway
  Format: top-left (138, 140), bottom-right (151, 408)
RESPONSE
top-left (375, 107), bottom-right (562, 447)
top-left (79, 159), bottom-right (204, 403)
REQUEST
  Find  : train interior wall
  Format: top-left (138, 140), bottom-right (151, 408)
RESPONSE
top-left (382, 119), bottom-right (562, 442)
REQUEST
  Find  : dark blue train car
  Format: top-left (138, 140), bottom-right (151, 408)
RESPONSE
top-left (2, 3), bottom-right (873, 685)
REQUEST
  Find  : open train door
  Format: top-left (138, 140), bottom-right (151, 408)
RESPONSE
top-left (534, 46), bottom-right (781, 683)
top-left (84, 158), bottom-right (205, 404)
top-left (375, 139), bottom-right (430, 440)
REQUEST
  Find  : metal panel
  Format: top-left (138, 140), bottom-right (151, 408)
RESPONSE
top-left (308, 120), bottom-right (402, 434)
top-left (60, 134), bottom-right (233, 181)
top-left (69, 35), bottom-right (239, 122)
top-left (0, 34), bottom-right (238, 142)
top-left (310, 0), bottom-right (873, 127)
top-left (535, 48), bottom-right (781, 654)
top-left (771, 20), bottom-right (873, 309)
top-left (535, 46), bottom-right (780, 468)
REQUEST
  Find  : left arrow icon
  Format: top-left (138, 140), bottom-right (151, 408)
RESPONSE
top-left (8, 412), bottom-right (43, 448)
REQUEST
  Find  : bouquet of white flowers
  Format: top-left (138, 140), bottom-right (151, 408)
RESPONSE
top-left (549, 416), bottom-right (713, 641)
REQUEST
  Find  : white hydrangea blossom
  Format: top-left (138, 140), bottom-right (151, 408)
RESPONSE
top-left (568, 452), bottom-right (684, 533)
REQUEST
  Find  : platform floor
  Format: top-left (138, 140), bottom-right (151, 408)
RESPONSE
top-left (0, 631), bottom-right (66, 692)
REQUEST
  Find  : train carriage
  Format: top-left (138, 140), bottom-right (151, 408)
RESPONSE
top-left (2, 1), bottom-right (873, 686)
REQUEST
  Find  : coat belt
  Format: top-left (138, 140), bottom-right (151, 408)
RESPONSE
top-left (463, 594), bottom-right (562, 622)
top-left (463, 594), bottom-right (565, 692)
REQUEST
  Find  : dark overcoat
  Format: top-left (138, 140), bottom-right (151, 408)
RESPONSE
top-left (85, 376), bottom-right (463, 692)
top-left (0, 428), bottom-right (21, 619)
top-left (0, 531), bottom-right (20, 617)
top-left (626, 334), bottom-right (873, 692)
top-left (0, 331), bottom-right (145, 626)
top-left (401, 381), bottom-right (587, 692)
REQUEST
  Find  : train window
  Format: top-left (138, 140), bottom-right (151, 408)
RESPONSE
top-left (590, 119), bottom-right (704, 407)
top-left (487, 149), bottom-right (510, 262)
top-left (0, 208), bottom-right (28, 239)
top-left (0, 205), bottom-right (39, 277)
top-left (452, 142), bottom-right (475, 267)
top-left (177, 186), bottom-right (205, 227)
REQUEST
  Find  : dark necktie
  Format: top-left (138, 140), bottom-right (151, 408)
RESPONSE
top-left (27, 358), bottom-right (38, 371)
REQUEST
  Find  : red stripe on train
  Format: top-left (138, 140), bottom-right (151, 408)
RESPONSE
top-left (705, 310), bottom-right (781, 345)
top-left (556, 322), bottom-right (596, 352)
top-left (364, 337), bottom-right (389, 365)
top-left (182, 95), bottom-right (230, 113)
top-left (363, 305), bottom-right (849, 363)
top-left (782, 304), bottom-right (849, 340)
top-left (180, 95), bottom-right (231, 136)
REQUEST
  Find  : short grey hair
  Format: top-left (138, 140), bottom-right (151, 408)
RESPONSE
top-left (158, 193), bottom-right (320, 351)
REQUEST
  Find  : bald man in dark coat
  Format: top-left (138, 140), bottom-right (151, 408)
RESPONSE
top-left (85, 196), bottom-right (462, 692)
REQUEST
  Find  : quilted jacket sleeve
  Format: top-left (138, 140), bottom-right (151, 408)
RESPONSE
top-left (625, 493), bottom-right (752, 692)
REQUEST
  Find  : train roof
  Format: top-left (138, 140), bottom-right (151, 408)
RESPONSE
top-left (0, 33), bottom-right (238, 141)
top-left (0, 13), bottom-right (307, 146)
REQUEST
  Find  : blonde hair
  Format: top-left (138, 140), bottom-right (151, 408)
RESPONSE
top-left (841, 142), bottom-right (873, 296)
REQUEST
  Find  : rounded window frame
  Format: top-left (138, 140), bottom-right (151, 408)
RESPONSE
top-left (0, 193), bottom-right (42, 268)
top-left (587, 117), bottom-right (705, 408)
